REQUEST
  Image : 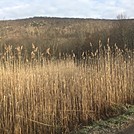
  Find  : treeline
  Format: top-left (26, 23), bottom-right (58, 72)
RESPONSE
top-left (0, 17), bottom-right (133, 59)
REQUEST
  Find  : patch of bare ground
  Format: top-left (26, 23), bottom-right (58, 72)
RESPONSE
top-left (118, 122), bottom-right (134, 134)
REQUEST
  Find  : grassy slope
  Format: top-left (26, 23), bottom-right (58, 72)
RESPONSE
top-left (73, 105), bottom-right (134, 134)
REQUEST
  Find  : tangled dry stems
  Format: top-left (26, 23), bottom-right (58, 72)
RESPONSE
top-left (0, 43), bottom-right (133, 134)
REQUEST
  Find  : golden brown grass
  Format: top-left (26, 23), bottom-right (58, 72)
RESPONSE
top-left (0, 44), bottom-right (133, 134)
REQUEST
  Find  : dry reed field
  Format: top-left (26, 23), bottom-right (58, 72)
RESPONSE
top-left (0, 41), bottom-right (133, 134)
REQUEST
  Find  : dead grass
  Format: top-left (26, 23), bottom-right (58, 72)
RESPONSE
top-left (0, 43), bottom-right (133, 134)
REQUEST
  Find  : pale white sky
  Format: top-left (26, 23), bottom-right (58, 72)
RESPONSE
top-left (0, 0), bottom-right (133, 20)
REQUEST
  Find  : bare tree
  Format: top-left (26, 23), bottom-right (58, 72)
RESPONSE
top-left (117, 13), bottom-right (127, 20)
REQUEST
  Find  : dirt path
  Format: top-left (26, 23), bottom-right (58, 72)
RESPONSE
top-left (118, 124), bottom-right (134, 134)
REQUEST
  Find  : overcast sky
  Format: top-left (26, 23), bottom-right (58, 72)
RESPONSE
top-left (0, 0), bottom-right (134, 20)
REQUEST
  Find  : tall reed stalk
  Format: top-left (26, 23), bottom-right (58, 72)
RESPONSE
top-left (0, 43), bottom-right (133, 133)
